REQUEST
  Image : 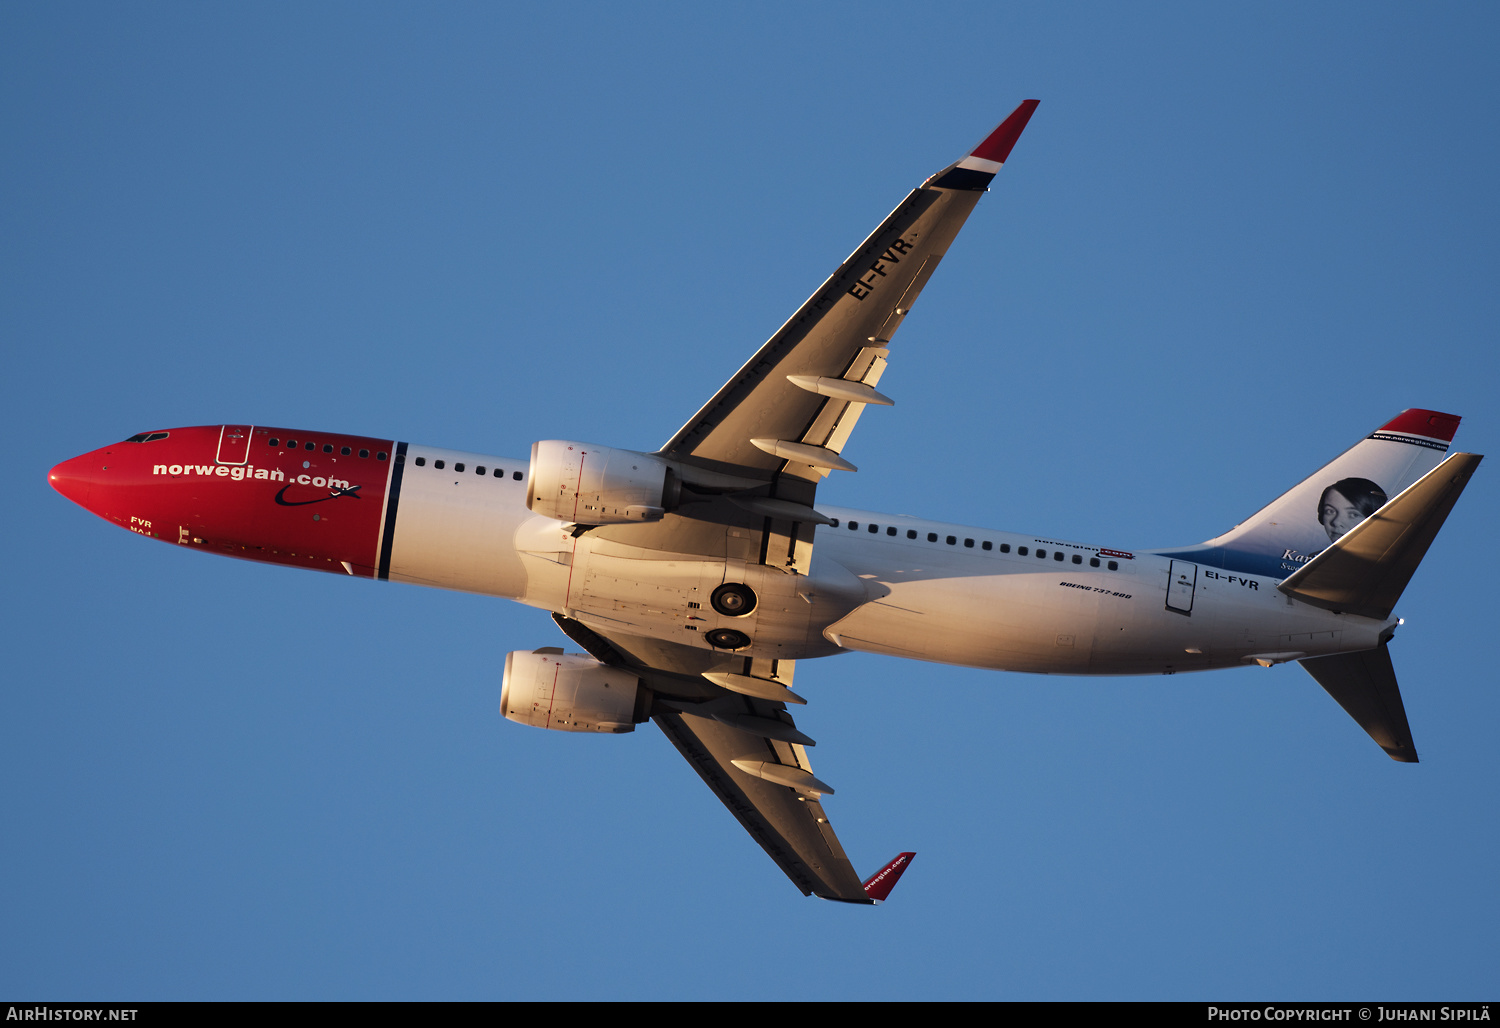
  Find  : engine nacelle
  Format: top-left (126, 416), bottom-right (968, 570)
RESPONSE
top-left (500, 650), bottom-right (649, 733)
top-left (526, 440), bottom-right (677, 525)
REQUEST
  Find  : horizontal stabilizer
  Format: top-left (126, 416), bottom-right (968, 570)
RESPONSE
top-left (1278, 452), bottom-right (1482, 620)
top-left (1299, 643), bottom-right (1417, 762)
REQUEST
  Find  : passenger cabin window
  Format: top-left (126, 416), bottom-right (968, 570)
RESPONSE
top-left (1018, 546), bottom-right (1028, 556)
top-left (476, 466), bottom-right (485, 475)
top-left (1036, 549), bottom-right (1046, 559)
top-left (868, 524), bottom-right (878, 533)
top-left (848, 522), bottom-right (858, 531)
top-left (435, 460), bottom-right (446, 470)
top-left (493, 468), bottom-right (503, 478)
top-left (830, 519), bottom-right (840, 527)
top-left (512, 471), bottom-right (522, 481)
top-left (359, 449), bottom-right (369, 458)
top-left (907, 530), bottom-right (917, 539)
top-left (946, 536), bottom-right (956, 545)
top-left (377, 452), bottom-right (388, 461)
top-left (1072, 554), bottom-right (1082, 564)
top-left (964, 538), bottom-right (974, 548)
top-left (286, 439), bottom-right (297, 448)
top-left (1090, 557), bottom-right (1100, 567)
top-left (414, 457), bottom-right (426, 467)
top-left (341, 446), bottom-right (351, 456)
top-left (1000, 543), bottom-right (1011, 553)
top-left (269, 438), bottom-right (280, 447)
top-left (323, 444), bottom-right (333, 453)
top-left (982, 541), bottom-right (992, 550)
top-left (305, 442), bottom-right (315, 451)
top-left (1108, 560), bottom-right (1119, 571)
top-left (1054, 551), bottom-right (1064, 561)
top-left (454, 462), bottom-right (465, 472)
top-left (887, 526), bottom-right (897, 536)
top-left (928, 533), bottom-right (938, 542)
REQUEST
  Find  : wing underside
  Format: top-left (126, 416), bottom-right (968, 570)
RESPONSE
top-left (551, 613), bottom-right (871, 900)
top-left (658, 100), bottom-right (1040, 492)
top-left (552, 104), bottom-right (1040, 898)
top-left (655, 704), bottom-right (870, 901)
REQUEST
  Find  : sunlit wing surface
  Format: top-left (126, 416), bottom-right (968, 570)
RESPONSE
top-left (619, 104), bottom-right (1038, 895)
top-left (658, 100), bottom-right (1040, 495)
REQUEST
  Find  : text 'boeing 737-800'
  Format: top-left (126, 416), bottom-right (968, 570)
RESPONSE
top-left (48, 100), bottom-right (1481, 903)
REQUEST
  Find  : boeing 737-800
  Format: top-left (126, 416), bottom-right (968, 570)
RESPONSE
top-left (47, 100), bottom-right (1481, 903)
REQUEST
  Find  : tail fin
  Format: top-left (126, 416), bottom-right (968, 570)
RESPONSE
top-left (1279, 452), bottom-right (1482, 620)
top-left (1158, 410), bottom-right (1462, 579)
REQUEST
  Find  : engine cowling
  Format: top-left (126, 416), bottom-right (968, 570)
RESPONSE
top-left (500, 650), bottom-right (649, 733)
top-left (526, 440), bottom-right (677, 525)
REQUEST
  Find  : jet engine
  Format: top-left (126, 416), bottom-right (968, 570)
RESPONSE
top-left (526, 440), bottom-right (679, 525)
top-left (500, 650), bottom-right (650, 733)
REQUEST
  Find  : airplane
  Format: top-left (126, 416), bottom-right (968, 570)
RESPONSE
top-left (47, 99), bottom-right (1482, 904)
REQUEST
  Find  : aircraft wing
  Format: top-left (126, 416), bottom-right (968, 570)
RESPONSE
top-left (551, 613), bottom-right (876, 901)
top-left (654, 699), bottom-right (870, 902)
top-left (657, 100), bottom-right (1039, 496)
top-left (557, 106), bottom-right (1040, 897)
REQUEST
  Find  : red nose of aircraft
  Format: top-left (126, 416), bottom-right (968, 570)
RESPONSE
top-left (48, 451), bottom-right (106, 512)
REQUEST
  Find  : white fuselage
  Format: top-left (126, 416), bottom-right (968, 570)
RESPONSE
top-left (382, 444), bottom-right (1391, 676)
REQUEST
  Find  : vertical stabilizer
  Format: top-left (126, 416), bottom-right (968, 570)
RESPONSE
top-left (1278, 452), bottom-right (1482, 620)
top-left (1157, 410), bottom-right (1460, 579)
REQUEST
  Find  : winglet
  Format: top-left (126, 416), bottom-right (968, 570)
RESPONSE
top-left (861, 851), bottom-right (916, 904)
top-left (970, 99), bottom-right (1041, 166)
top-left (930, 100), bottom-right (1039, 190)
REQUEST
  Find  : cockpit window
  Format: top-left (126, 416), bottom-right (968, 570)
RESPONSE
top-left (124, 432), bottom-right (170, 443)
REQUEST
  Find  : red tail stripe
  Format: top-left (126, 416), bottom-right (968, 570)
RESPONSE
top-left (1378, 409), bottom-right (1461, 442)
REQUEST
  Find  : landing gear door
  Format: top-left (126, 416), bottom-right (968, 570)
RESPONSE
top-left (1166, 560), bottom-right (1197, 616)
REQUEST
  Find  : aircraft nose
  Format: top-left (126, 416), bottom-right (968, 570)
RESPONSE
top-left (49, 452), bottom-right (104, 510)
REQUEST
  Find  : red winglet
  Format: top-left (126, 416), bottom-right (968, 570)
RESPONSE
top-left (861, 851), bottom-right (916, 903)
top-left (971, 99), bottom-right (1040, 164)
top-left (1376, 409), bottom-right (1461, 443)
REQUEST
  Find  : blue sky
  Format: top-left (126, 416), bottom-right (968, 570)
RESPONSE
top-left (4, 2), bottom-right (1498, 1000)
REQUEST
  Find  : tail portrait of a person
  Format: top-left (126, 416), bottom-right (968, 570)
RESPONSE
top-left (1318, 477), bottom-right (1389, 543)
